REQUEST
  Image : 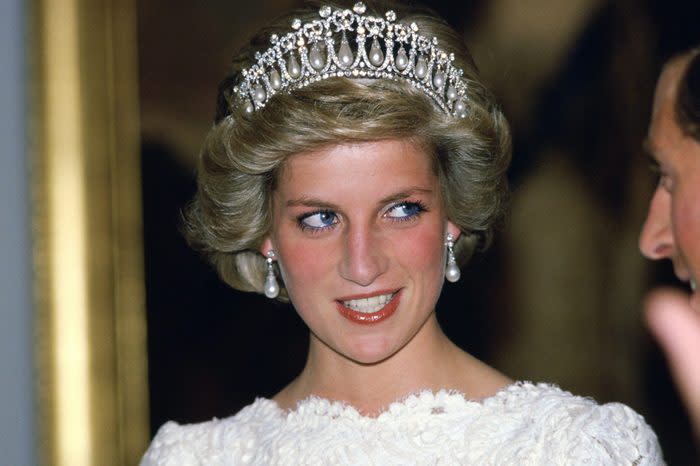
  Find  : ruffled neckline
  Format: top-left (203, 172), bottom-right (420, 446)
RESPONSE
top-left (249, 381), bottom-right (546, 423)
top-left (142, 380), bottom-right (664, 465)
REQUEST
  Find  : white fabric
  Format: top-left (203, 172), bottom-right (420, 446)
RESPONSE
top-left (140, 382), bottom-right (663, 465)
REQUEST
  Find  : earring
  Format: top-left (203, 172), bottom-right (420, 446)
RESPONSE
top-left (264, 250), bottom-right (280, 298)
top-left (445, 233), bottom-right (460, 283)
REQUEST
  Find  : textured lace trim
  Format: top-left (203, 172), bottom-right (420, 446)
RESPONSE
top-left (254, 381), bottom-right (549, 421)
top-left (141, 381), bottom-right (665, 466)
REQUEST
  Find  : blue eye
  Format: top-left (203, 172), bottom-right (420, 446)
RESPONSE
top-left (298, 210), bottom-right (338, 231)
top-left (386, 202), bottom-right (425, 220)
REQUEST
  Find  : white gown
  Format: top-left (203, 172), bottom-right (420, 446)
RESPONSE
top-left (140, 382), bottom-right (663, 465)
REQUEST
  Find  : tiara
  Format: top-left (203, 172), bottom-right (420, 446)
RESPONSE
top-left (232, 2), bottom-right (469, 118)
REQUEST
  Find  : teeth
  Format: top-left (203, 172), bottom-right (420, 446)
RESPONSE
top-left (691, 280), bottom-right (697, 292)
top-left (342, 293), bottom-right (394, 313)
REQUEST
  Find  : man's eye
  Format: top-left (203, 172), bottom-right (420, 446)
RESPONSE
top-left (658, 174), bottom-right (673, 193)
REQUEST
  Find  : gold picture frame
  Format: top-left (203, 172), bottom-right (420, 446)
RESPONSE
top-left (30, 0), bottom-right (149, 464)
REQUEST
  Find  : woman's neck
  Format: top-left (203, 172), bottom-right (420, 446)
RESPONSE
top-left (274, 315), bottom-right (511, 415)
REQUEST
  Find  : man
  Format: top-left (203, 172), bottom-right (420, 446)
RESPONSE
top-left (639, 47), bottom-right (700, 441)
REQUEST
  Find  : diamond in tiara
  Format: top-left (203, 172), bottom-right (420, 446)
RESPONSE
top-left (232, 2), bottom-right (469, 119)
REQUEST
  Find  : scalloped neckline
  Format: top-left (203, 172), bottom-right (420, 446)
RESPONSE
top-left (258, 381), bottom-right (539, 422)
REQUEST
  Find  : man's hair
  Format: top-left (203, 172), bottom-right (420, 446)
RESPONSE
top-left (676, 48), bottom-right (700, 142)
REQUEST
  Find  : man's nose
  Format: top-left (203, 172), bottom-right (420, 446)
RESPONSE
top-left (639, 186), bottom-right (675, 260)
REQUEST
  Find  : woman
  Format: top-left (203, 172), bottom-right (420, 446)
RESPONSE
top-left (141, 2), bottom-right (662, 464)
top-left (640, 47), bottom-right (700, 442)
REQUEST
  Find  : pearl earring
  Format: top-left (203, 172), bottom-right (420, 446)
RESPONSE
top-left (264, 250), bottom-right (280, 298)
top-left (445, 233), bottom-right (460, 283)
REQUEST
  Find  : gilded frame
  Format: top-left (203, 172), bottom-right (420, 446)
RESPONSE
top-left (30, 0), bottom-right (149, 464)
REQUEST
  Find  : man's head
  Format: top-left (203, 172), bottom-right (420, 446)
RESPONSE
top-left (640, 49), bottom-right (700, 311)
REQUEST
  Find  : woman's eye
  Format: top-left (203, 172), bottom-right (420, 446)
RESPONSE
top-left (385, 202), bottom-right (425, 220)
top-left (298, 210), bottom-right (338, 230)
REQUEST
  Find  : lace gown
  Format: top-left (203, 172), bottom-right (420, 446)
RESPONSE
top-left (140, 382), bottom-right (663, 465)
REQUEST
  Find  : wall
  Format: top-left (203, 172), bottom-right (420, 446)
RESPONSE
top-left (0, 0), bottom-right (36, 463)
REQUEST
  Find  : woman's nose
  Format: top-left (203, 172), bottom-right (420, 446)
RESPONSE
top-left (339, 225), bottom-right (387, 286)
top-left (639, 186), bottom-right (675, 260)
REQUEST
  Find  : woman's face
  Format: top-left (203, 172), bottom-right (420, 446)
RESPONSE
top-left (261, 139), bottom-right (460, 364)
top-left (640, 57), bottom-right (700, 311)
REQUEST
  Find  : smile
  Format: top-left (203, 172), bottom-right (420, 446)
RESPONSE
top-left (335, 290), bottom-right (402, 324)
top-left (342, 293), bottom-right (395, 313)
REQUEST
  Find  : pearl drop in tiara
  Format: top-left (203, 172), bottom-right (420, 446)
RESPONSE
top-left (232, 2), bottom-right (469, 118)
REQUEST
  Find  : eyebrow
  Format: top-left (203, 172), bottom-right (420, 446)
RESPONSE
top-left (639, 139), bottom-right (661, 173)
top-left (378, 188), bottom-right (434, 205)
top-left (285, 187), bottom-right (434, 209)
top-left (285, 198), bottom-right (339, 209)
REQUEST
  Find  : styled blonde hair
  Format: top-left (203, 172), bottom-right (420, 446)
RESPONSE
top-left (184, 1), bottom-right (512, 299)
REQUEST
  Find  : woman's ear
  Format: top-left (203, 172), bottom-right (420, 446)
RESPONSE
top-left (260, 236), bottom-right (275, 256)
top-left (446, 221), bottom-right (461, 241)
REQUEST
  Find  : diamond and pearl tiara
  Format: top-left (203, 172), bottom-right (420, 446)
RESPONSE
top-left (232, 2), bottom-right (469, 118)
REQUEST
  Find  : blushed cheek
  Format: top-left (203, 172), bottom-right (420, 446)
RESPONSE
top-left (395, 227), bottom-right (445, 283)
top-left (276, 237), bottom-right (334, 302)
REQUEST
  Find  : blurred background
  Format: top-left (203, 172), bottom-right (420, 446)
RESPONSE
top-left (3, 0), bottom-right (700, 464)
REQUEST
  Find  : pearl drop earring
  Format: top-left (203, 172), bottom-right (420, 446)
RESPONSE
top-left (264, 250), bottom-right (280, 298)
top-left (445, 233), bottom-right (460, 283)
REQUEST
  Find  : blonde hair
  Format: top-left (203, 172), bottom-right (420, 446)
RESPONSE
top-left (184, 1), bottom-right (512, 299)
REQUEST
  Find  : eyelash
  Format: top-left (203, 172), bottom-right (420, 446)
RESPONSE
top-left (648, 162), bottom-right (672, 192)
top-left (385, 201), bottom-right (428, 223)
top-left (295, 201), bottom-right (428, 234)
top-left (297, 210), bottom-right (337, 234)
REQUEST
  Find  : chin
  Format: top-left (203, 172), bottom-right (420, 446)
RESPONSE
top-left (341, 337), bottom-right (399, 365)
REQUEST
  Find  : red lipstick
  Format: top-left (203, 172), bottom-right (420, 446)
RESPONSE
top-left (335, 289), bottom-right (402, 325)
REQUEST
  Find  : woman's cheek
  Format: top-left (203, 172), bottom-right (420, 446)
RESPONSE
top-left (394, 225), bottom-right (444, 274)
top-left (278, 237), bottom-right (333, 289)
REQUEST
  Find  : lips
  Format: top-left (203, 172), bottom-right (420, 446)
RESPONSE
top-left (336, 289), bottom-right (402, 324)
